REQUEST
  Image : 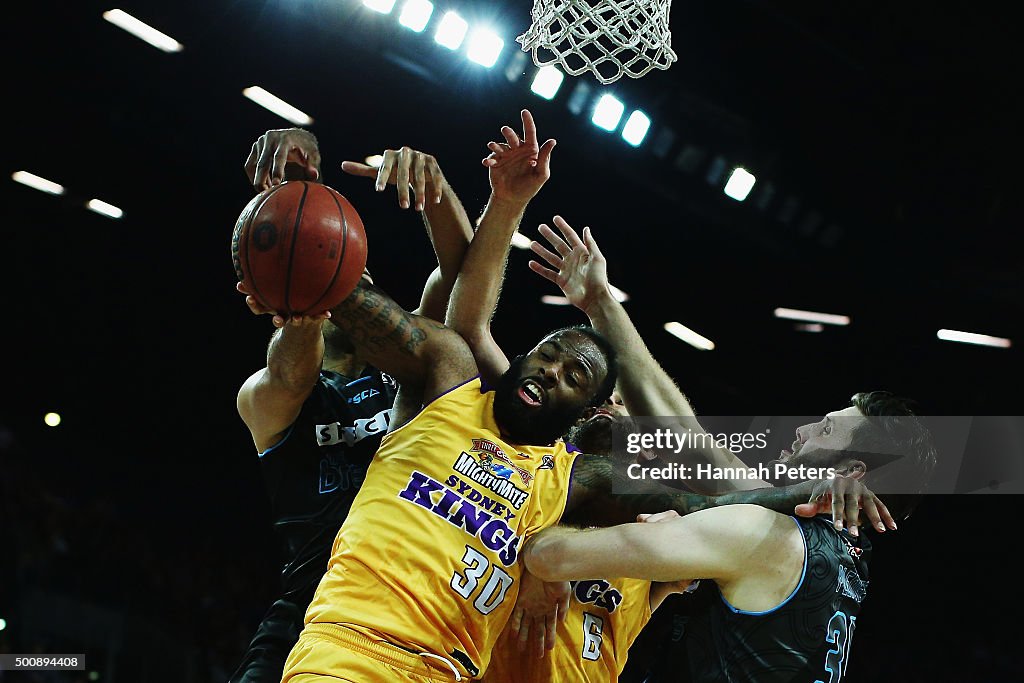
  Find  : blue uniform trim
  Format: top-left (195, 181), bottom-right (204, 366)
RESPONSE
top-left (719, 515), bottom-right (808, 615)
top-left (258, 424), bottom-right (296, 458)
top-left (344, 376), bottom-right (372, 387)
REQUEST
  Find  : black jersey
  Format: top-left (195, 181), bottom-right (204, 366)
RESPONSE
top-left (230, 367), bottom-right (397, 683)
top-left (684, 515), bottom-right (871, 683)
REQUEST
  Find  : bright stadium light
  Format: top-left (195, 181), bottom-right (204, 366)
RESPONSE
top-left (398, 0), bottom-right (433, 31)
top-left (102, 9), bottom-right (183, 53)
top-left (242, 86), bottom-right (313, 126)
top-left (86, 199), bottom-right (124, 219)
top-left (937, 329), bottom-right (1012, 348)
top-left (621, 110), bottom-right (651, 146)
top-left (664, 322), bottom-right (715, 351)
top-left (0, 618), bottom-right (6, 631)
top-left (774, 307), bottom-right (850, 326)
top-left (44, 412), bottom-right (61, 427)
top-left (434, 11), bottom-right (468, 50)
top-left (795, 323), bottom-right (824, 333)
top-left (362, 0), bottom-right (396, 14)
top-left (510, 231), bottom-right (533, 249)
top-left (724, 167), bottom-right (757, 201)
top-left (12, 171), bottom-right (64, 196)
top-left (592, 94), bottom-right (625, 131)
top-left (467, 28), bottom-right (504, 67)
top-left (530, 66), bottom-right (564, 100)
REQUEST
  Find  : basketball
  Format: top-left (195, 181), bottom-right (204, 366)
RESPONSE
top-left (231, 181), bottom-right (368, 317)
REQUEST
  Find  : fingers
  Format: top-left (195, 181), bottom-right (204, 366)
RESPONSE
top-left (427, 157), bottom-right (445, 205)
top-left (831, 488), bottom-right (845, 531)
top-left (537, 138), bottom-right (556, 173)
top-left (542, 614), bottom-right (556, 657)
top-left (341, 161), bottom-right (377, 177)
top-left (793, 502), bottom-right (818, 518)
top-left (860, 494), bottom-right (886, 533)
top-left (639, 510), bottom-right (680, 524)
top-left (244, 140), bottom-right (260, 187)
top-left (843, 485), bottom-right (860, 537)
top-left (501, 125), bottom-right (521, 148)
top-left (375, 150), bottom-right (396, 192)
top-left (254, 137), bottom-right (272, 191)
top-left (509, 607), bottom-right (524, 638)
top-left (516, 613), bottom-right (532, 653)
top-left (582, 226), bottom-right (605, 261)
top-left (538, 223), bottom-right (572, 259)
top-left (412, 154), bottom-right (427, 211)
top-left (271, 143), bottom-right (290, 187)
top-left (306, 149), bottom-right (322, 181)
top-left (551, 215), bottom-right (585, 250)
top-left (528, 259), bottom-right (560, 284)
top-left (521, 109), bottom-right (538, 146)
top-left (529, 235), bottom-right (563, 268)
top-left (396, 147), bottom-right (413, 209)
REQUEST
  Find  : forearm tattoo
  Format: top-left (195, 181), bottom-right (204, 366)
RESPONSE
top-left (333, 283), bottom-right (427, 357)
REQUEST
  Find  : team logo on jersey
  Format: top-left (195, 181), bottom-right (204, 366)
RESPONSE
top-left (380, 372), bottom-right (397, 390)
top-left (836, 565), bottom-right (868, 603)
top-left (397, 470), bottom-right (522, 567)
top-left (539, 455), bottom-right (555, 471)
top-left (316, 408), bottom-right (393, 447)
top-left (470, 439), bottom-right (535, 486)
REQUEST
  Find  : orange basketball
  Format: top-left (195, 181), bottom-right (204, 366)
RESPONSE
top-left (231, 181), bottom-right (367, 317)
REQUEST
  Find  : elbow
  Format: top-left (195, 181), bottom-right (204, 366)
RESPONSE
top-left (523, 537), bottom-right (572, 582)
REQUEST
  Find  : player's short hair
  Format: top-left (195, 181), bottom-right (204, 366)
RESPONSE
top-left (847, 391), bottom-right (937, 520)
top-left (546, 324), bottom-right (619, 408)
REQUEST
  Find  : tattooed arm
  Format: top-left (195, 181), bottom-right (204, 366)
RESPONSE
top-left (563, 454), bottom-right (894, 534)
top-left (328, 281), bottom-right (477, 401)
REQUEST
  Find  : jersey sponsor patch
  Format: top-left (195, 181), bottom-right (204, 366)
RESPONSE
top-left (453, 452), bottom-right (530, 510)
top-left (347, 388), bottom-right (381, 404)
top-left (316, 408), bottom-right (393, 447)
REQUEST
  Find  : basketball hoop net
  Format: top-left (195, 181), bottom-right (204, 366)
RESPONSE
top-left (516, 0), bottom-right (677, 85)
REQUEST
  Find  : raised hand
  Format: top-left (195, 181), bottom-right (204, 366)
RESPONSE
top-left (528, 215), bottom-right (610, 316)
top-left (244, 128), bottom-right (321, 192)
top-left (505, 570), bottom-right (570, 660)
top-left (794, 475), bottom-right (897, 537)
top-left (341, 147), bottom-right (447, 212)
top-left (482, 109), bottom-right (556, 204)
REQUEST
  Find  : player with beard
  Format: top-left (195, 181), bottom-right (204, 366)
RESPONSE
top-left (278, 110), bottom-right (889, 683)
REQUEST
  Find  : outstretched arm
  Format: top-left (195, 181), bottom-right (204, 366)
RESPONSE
top-left (524, 505), bottom-right (800, 589)
top-left (565, 454), bottom-right (895, 536)
top-left (341, 147), bottom-right (475, 322)
top-left (236, 313), bottom-right (329, 452)
top-left (530, 217), bottom-right (769, 493)
top-left (446, 109), bottom-right (557, 385)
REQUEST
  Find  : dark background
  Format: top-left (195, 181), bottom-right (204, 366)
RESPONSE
top-left (2, 0), bottom-right (1021, 680)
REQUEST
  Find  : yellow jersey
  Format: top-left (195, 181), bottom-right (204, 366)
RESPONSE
top-left (485, 577), bottom-right (652, 682)
top-left (303, 377), bottom-right (580, 679)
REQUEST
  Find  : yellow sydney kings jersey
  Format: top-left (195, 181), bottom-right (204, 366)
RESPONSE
top-left (304, 377), bottom-right (580, 678)
top-left (485, 578), bottom-right (652, 683)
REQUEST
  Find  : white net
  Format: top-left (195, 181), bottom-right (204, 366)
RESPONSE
top-left (516, 0), bottom-right (677, 85)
